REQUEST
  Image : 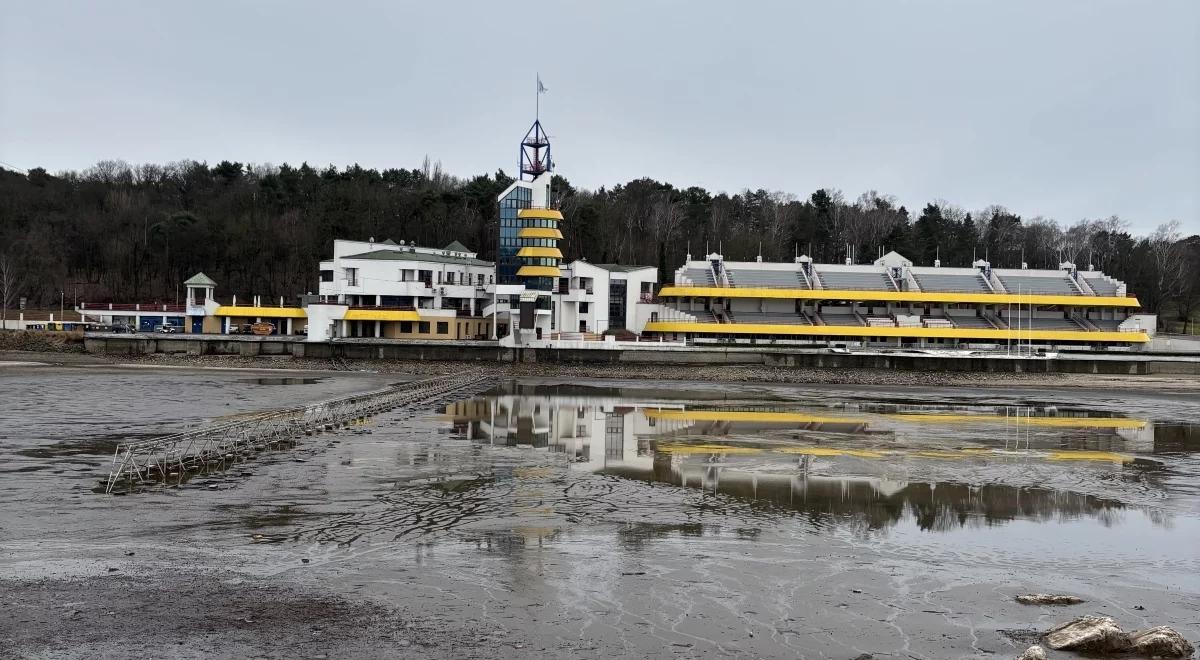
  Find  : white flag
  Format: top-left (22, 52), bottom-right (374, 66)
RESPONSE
top-left (537, 76), bottom-right (547, 94)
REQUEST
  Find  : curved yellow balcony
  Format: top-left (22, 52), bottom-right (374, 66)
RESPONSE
top-left (343, 309), bottom-right (420, 322)
top-left (518, 227), bottom-right (563, 239)
top-left (516, 246), bottom-right (563, 259)
top-left (516, 265), bottom-right (562, 278)
top-left (518, 208), bottom-right (563, 220)
top-left (215, 306), bottom-right (307, 318)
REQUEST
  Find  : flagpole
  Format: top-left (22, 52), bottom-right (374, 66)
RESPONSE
top-left (536, 73), bottom-right (539, 121)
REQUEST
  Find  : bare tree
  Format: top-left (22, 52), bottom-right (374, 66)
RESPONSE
top-left (1148, 221), bottom-right (1186, 318)
top-left (763, 192), bottom-right (798, 260)
top-left (0, 253), bottom-right (22, 328)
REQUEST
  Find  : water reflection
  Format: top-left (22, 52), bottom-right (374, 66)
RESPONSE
top-left (443, 384), bottom-right (1183, 532)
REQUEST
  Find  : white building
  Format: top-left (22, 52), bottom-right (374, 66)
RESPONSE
top-left (309, 239), bottom-right (498, 342)
top-left (549, 261), bottom-right (658, 336)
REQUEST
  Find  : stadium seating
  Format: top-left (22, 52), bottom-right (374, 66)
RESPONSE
top-left (1088, 318), bottom-right (1122, 331)
top-left (818, 312), bottom-right (865, 326)
top-left (913, 272), bottom-right (991, 292)
top-left (1082, 276), bottom-right (1119, 296)
top-left (816, 270), bottom-right (897, 291)
top-left (945, 315), bottom-right (994, 329)
top-left (684, 268), bottom-right (716, 286)
top-left (732, 311), bottom-right (812, 325)
top-left (997, 275), bottom-right (1081, 295)
top-left (1000, 314), bottom-right (1083, 331)
top-left (725, 269), bottom-right (808, 288)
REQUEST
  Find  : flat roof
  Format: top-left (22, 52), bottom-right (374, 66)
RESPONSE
top-left (591, 263), bottom-right (654, 273)
top-left (342, 250), bottom-right (492, 267)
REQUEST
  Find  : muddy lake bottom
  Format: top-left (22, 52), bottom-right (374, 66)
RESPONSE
top-left (1, 363), bottom-right (1198, 659)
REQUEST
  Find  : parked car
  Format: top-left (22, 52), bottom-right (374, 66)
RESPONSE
top-left (110, 323), bottom-right (136, 334)
top-left (154, 324), bottom-right (178, 334)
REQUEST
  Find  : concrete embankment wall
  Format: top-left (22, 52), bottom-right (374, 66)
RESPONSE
top-left (82, 334), bottom-right (1200, 375)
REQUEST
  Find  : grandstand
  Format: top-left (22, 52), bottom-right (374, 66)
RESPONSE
top-left (815, 270), bottom-right (897, 291)
top-left (726, 268), bottom-right (809, 289)
top-left (818, 311), bottom-right (865, 327)
top-left (1000, 313), bottom-right (1084, 331)
top-left (685, 267), bottom-right (716, 286)
top-left (912, 271), bottom-right (991, 293)
top-left (649, 251), bottom-right (1152, 349)
top-left (996, 274), bottom-right (1081, 295)
top-left (733, 311), bottom-right (812, 325)
top-left (944, 314), bottom-right (994, 329)
top-left (1087, 318), bottom-right (1123, 331)
top-left (1082, 276), bottom-right (1120, 296)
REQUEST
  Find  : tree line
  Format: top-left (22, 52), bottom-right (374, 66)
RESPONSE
top-left (0, 160), bottom-right (1196, 330)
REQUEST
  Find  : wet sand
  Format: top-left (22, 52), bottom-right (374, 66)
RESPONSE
top-left (6, 348), bottom-right (1200, 391)
top-left (1, 362), bottom-right (1197, 658)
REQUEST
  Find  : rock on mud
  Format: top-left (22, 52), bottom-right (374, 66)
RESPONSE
top-left (1044, 616), bottom-right (1131, 653)
top-left (1016, 645), bottom-right (1046, 660)
top-left (1015, 594), bottom-right (1085, 605)
top-left (1128, 626), bottom-right (1195, 658)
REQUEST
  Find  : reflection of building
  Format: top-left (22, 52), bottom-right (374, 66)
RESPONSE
top-left (444, 387), bottom-right (1158, 532)
top-left (445, 391), bottom-right (690, 474)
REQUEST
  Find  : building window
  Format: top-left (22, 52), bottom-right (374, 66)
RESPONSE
top-left (344, 268), bottom-right (358, 287)
top-left (580, 302), bottom-right (589, 313)
top-left (400, 321), bottom-right (413, 333)
top-left (320, 270), bottom-right (333, 282)
top-left (437, 321), bottom-right (448, 334)
top-left (418, 321), bottom-right (430, 334)
top-left (609, 280), bottom-right (627, 329)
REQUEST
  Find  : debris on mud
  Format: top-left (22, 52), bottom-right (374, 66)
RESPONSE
top-left (1128, 626), bottom-right (1195, 658)
top-left (1045, 616), bottom-right (1131, 653)
top-left (1043, 616), bottom-right (1195, 658)
top-left (1016, 645), bottom-right (1046, 660)
top-left (1015, 594), bottom-right (1085, 605)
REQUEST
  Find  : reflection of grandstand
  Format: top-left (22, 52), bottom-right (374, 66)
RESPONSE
top-left (643, 408), bottom-right (871, 436)
top-left (647, 250), bottom-right (1152, 348)
top-left (633, 461), bottom-right (1127, 532)
top-left (442, 390), bottom-right (1163, 532)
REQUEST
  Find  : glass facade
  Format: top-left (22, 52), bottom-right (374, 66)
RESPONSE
top-left (609, 280), bottom-right (627, 329)
top-left (497, 183), bottom-right (562, 291)
top-left (497, 186), bottom-right (532, 284)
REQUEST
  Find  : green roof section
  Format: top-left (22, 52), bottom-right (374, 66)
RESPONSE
top-left (342, 250), bottom-right (492, 267)
top-left (442, 240), bottom-right (472, 253)
top-left (380, 238), bottom-right (398, 245)
top-left (183, 272), bottom-right (217, 287)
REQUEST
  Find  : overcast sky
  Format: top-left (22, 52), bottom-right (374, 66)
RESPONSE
top-left (2, 1), bottom-right (1197, 234)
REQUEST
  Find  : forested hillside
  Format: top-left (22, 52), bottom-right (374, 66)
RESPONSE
top-left (0, 160), bottom-right (1196, 329)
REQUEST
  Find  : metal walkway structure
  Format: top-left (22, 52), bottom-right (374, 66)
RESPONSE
top-left (103, 371), bottom-right (488, 493)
